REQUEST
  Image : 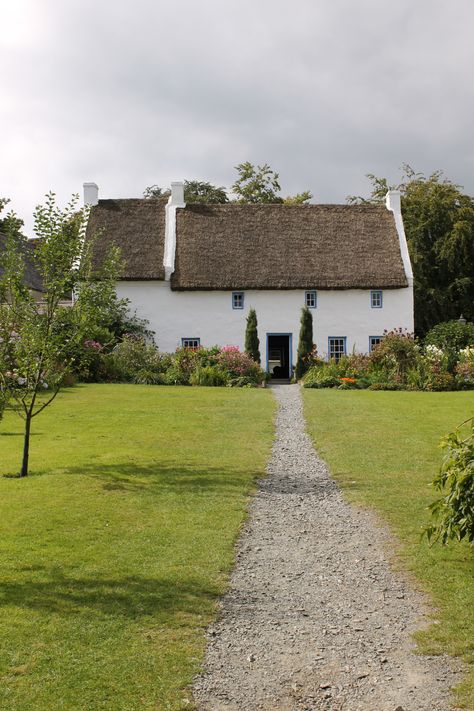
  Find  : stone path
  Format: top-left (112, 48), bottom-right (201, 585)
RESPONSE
top-left (193, 384), bottom-right (462, 711)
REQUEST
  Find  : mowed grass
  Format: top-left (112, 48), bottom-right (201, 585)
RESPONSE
top-left (303, 389), bottom-right (474, 708)
top-left (0, 384), bottom-right (275, 711)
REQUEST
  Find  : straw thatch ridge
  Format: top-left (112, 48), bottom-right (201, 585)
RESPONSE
top-left (0, 233), bottom-right (44, 293)
top-left (87, 198), bottom-right (167, 280)
top-left (171, 203), bottom-right (408, 290)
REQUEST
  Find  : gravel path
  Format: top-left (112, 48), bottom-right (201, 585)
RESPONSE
top-left (193, 384), bottom-right (462, 711)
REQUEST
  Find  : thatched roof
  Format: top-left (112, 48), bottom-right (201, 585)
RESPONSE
top-left (0, 233), bottom-right (44, 292)
top-left (87, 198), bottom-right (167, 279)
top-left (172, 204), bottom-right (408, 290)
top-left (88, 199), bottom-right (408, 289)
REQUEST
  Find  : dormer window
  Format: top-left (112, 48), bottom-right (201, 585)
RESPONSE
top-left (232, 291), bottom-right (244, 309)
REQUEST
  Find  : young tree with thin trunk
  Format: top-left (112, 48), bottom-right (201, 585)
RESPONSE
top-left (0, 193), bottom-right (121, 477)
top-left (295, 306), bottom-right (313, 380)
top-left (244, 308), bottom-right (260, 363)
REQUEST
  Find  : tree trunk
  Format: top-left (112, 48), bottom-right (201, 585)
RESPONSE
top-left (20, 413), bottom-right (32, 477)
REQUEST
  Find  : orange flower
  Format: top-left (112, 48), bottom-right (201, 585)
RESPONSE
top-left (340, 377), bottom-right (356, 383)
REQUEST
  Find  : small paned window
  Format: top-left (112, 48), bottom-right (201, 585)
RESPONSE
top-left (328, 337), bottom-right (346, 362)
top-left (305, 290), bottom-right (317, 308)
top-left (371, 290), bottom-right (383, 308)
top-left (369, 336), bottom-right (382, 352)
top-left (182, 338), bottom-right (200, 349)
top-left (232, 291), bottom-right (244, 309)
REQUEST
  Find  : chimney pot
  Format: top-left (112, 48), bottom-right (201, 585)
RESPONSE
top-left (83, 182), bottom-right (99, 206)
top-left (170, 181), bottom-right (185, 206)
top-left (385, 189), bottom-right (401, 214)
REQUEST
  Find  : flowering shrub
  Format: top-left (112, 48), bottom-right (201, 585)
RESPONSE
top-left (216, 345), bottom-right (263, 381)
top-left (370, 329), bottom-right (419, 379)
top-left (110, 336), bottom-right (165, 383)
top-left (455, 347), bottom-right (474, 389)
top-left (425, 320), bottom-right (474, 372)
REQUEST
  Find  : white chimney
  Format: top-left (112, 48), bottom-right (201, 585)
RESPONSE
top-left (170, 181), bottom-right (185, 206)
top-left (385, 189), bottom-right (413, 286)
top-left (83, 182), bottom-right (99, 206)
top-left (385, 189), bottom-right (401, 214)
top-left (163, 181), bottom-right (185, 280)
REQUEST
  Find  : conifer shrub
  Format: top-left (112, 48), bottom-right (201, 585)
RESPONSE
top-left (295, 307), bottom-right (313, 379)
top-left (245, 308), bottom-right (260, 363)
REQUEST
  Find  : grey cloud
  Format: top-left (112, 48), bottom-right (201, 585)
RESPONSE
top-left (2, 0), bottom-right (474, 235)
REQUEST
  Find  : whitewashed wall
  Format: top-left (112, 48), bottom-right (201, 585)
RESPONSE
top-left (116, 281), bottom-right (414, 370)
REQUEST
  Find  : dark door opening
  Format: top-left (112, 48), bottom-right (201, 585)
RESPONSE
top-left (267, 334), bottom-right (291, 379)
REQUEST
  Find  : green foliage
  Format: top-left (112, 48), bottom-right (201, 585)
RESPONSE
top-left (232, 162), bottom-right (312, 204)
top-left (144, 165), bottom-right (311, 206)
top-left (455, 347), bottom-right (474, 389)
top-left (303, 354), bottom-right (372, 389)
top-left (144, 180), bottom-right (229, 203)
top-left (303, 369), bottom-right (340, 389)
top-left (215, 346), bottom-right (265, 384)
top-left (295, 307), bottom-right (313, 379)
top-left (0, 193), bottom-right (122, 476)
top-left (232, 162), bottom-right (283, 204)
top-left (370, 328), bottom-right (419, 379)
top-left (350, 166), bottom-right (474, 335)
top-left (244, 308), bottom-right (260, 363)
top-left (424, 418), bottom-right (474, 545)
top-left (425, 320), bottom-right (474, 371)
top-left (189, 365), bottom-right (229, 387)
top-left (110, 335), bottom-right (164, 382)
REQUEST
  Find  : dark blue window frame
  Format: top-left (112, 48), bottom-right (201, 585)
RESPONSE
top-left (232, 291), bottom-right (244, 309)
top-left (371, 290), bottom-right (383, 308)
top-left (369, 336), bottom-right (382, 352)
top-left (328, 336), bottom-right (347, 362)
top-left (181, 338), bottom-right (200, 349)
top-left (305, 290), bottom-right (317, 309)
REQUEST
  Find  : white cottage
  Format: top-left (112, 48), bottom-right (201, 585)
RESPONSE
top-left (85, 182), bottom-right (414, 379)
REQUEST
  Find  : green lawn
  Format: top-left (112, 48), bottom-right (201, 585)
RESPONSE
top-left (0, 384), bottom-right (275, 711)
top-left (303, 389), bottom-right (474, 709)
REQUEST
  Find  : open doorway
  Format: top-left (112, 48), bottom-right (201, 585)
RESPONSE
top-left (267, 334), bottom-right (292, 380)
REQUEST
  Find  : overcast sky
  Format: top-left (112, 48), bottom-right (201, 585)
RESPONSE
top-left (2, 0), bottom-right (474, 235)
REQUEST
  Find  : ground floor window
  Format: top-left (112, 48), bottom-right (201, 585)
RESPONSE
top-left (182, 338), bottom-right (200, 349)
top-left (328, 337), bottom-right (346, 362)
top-left (369, 335), bottom-right (382, 352)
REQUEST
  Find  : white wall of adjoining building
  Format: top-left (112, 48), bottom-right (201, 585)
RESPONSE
top-left (116, 281), bottom-right (414, 370)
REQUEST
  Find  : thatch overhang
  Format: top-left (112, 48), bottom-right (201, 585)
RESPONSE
top-left (171, 204), bottom-right (408, 291)
top-left (87, 198), bottom-right (167, 280)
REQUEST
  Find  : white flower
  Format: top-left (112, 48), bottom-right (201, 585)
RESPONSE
top-left (425, 344), bottom-right (444, 360)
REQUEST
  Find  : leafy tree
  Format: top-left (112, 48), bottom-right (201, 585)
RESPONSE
top-left (144, 180), bottom-right (228, 204)
top-left (0, 193), bottom-right (121, 477)
top-left (349, 165), bottom-right (474, 335)
top-left (232, 162), bottom-right (312, 204)
top-left (295, 307), bottom-right (313, 379)
top-left (244, 308), bottom-right (260, 363)
top-left (144, 165), bottom-right (312, 206)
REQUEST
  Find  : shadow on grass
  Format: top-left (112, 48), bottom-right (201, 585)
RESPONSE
top-left (26, 461), bottom-right (262, 495)
top-left (0, 565), bottom-right (220, 621)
